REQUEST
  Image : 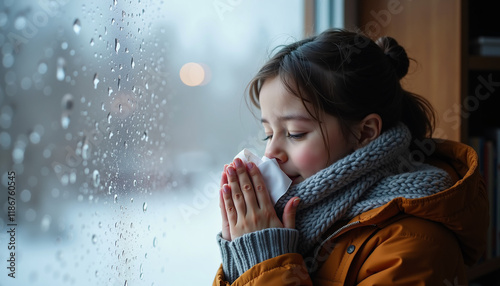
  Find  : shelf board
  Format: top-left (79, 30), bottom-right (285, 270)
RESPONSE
top-left (467, 257), bottom-right (500, 281)
top-left (469, 56), bottom-right (500, 70)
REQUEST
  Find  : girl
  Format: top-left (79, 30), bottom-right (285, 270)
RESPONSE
top-left (214, 29), bottom-right (488, 285)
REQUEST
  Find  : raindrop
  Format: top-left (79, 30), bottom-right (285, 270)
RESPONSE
top-left (61, 42), bottom-right (68, 50)
top-left (92, 234), bottom-right (97, 244)
top-left (114, 0), bottom-right (118, 6)
top-left (93, 170), bottom-right (100, 187)
top-left (117, 76), bottom-right (121, 90)
top-left (61, 113), bottom-right (70, 129)
top-left (109, 131), bottom-right (113, 139)
top-left (14, 16), bottom-right (26, 30)
top-left (153, 237), bottom-right (157, 247)
top-left (61, 93), bottom-right (74, 110)
top-left (56, 57), bottom-right (66, 81)
top-left (115, 38), bottom-right (120, 53)
top-left (111, 18), bottom-right (115, 24)
top-left (73, 19), bottom-right (81, 34)
top-left (143, 202), bottom-right (147, 212)
top-left (107, 113), bottom-right (112, 124)
top-left (133, 179), bottom-right (137, 186)
top-left (38, 62), bottom-right (48, 74)
top-left (90, 38), bottom-right (95, 46)
top-left (93, 73), bottom-right (99, 89)
top-left (82, 140), bottom-right (90, 160)
top-left (119, 104), bottom-right (122, 113)
top-left (124, 280), bottom-right (127, 286)
top-left (131, 57), bottom-right (135, 69)
top-left (114, 194), bottom-right (118, 203)
top-left (108, 87), bottom-right (113, 96)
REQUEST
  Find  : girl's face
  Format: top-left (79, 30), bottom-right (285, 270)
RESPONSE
top-left (260, 76), bottom-right (357, 185)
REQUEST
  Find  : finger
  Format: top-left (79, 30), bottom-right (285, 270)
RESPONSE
top-left (246, 162), bottom-right (273, 210)
top-left (232, 158), bottom-right (259, 211)
top-left (226, 165), bottom-right (247, 215)
top-left (282, 197), bottom-right (300, 229)
top-left (219, 188), bottom-right (231, 240)
top-left (222, 184), bottom-right (238, 227)
top-left (220, 168), bottom-right (228, 188)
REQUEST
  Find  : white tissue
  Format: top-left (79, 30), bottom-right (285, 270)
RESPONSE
top-left (233, 149), bottom-right (292, 205)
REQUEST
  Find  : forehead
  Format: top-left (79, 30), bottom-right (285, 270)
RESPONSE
top-left (259, 77), bottom-right (306, 115)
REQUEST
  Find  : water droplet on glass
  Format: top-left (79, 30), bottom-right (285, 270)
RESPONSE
top-left (107, 112), bottom-right (112, 124)
top-left (90, 38), bottom-right (95, 46)
top-left (61, 93), bottom-right (74, 110)
top-left (131, 57), bottom-right (135, 69)
top-left (115, 38), bottom-right (120, 53)
top-left (143, 202), bottom-right (147, 212)
top-left (38, 62), bottom-right (48, 74)
top-left (114, 194), bottom-right (118, 203)
top-left (124, 280), bottom-right (128, 286)
top-left (73, 19), bottom-right (81, 34)
top-left (61, 113), bottom-right (70, 129)
top-left (93, 170), bottom-right (100, 187)
top-left (153, 237), bottom-right (157, 247)
top-left (119, 104), bottom-right (123, 113)
top-left (82, 140), bottom-right (90, 160)
top-left (93, 73), bottom-right (99, 89)
top-left (92, 234), bottom-right (97, 244)
top-left (56, 57), bottom-right (66, 81)
top-left (114, 0), bottom-right (118, 6)
top-left (109, 131), bottom-right (114, 139)
top-left (108, 87), bottom-right (113, 96)
top-left (133, 179), bottom-right (137, 186)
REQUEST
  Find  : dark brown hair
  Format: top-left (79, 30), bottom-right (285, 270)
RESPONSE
top-left (247, 29), bottom-right (435, 145)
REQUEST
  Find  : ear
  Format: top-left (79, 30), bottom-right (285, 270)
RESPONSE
top-left (355, 114), bottom-right (382, 149)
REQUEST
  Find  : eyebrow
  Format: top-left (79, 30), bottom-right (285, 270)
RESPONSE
top-left (261, 115), bottom-right (313, 124)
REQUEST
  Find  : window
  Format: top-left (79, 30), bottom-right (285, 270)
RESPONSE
top-left (0, 0), bottom-right (303, 284)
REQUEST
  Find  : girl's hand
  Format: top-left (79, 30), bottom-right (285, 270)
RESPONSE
top-left (219, 165), bottom-right (231, 241)
top-left (220, 158), bottom-right (300, 241)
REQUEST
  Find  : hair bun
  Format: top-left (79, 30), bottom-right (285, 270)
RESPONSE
top-left (375, 36), bottom-right (409, 79)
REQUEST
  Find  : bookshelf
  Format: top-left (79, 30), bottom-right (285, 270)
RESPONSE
top-left (357, 0), bottom-right (500, 284)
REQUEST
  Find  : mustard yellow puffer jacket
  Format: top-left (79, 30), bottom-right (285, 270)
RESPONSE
top-left (213, 140), bottom-right (489, 285)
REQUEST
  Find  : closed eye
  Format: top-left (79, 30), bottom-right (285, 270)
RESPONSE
top-left (262, 135), bottom-right (272, 141)
top-left (287, 132), bottom-right (306, 140)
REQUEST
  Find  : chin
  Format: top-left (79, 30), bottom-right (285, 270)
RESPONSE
top-left (290, 176), bottom-right (304, 185)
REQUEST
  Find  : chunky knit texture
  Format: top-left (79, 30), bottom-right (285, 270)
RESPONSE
top-left (274, 123), bottom-right (453, 264)
top-left (218, 123), bottom-right (453, 282)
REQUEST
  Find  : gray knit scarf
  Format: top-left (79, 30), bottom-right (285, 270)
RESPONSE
top-left (274, 123), bottom-right (453, 271)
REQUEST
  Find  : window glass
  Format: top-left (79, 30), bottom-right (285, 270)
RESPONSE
top-left (0, 0), bottom-right (303, 284)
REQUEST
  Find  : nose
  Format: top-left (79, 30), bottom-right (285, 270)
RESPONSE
top-left (264, 138), bottom-right (288, 163)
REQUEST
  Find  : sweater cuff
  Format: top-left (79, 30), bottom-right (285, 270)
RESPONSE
top-left (217, 228), bottom-right (300, 283)
top-left (217, 232), bottom-right (240, 283)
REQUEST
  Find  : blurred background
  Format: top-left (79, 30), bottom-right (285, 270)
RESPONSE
top-left (3, 0), bottom-right (500, 285)
top-left (0, 0), bottom-right (347, 285)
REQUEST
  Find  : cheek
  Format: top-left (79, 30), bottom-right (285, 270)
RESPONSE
top-left (293, 147), bottom-right (328, 176)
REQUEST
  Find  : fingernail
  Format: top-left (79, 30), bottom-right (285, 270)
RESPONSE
top-left (227, 166), bottom-right (235, 175)
top-left (293, 198), bottom-right (300, 208)
top-left (234, 158), bottom-right (243, 168)
top-left (247, 162), bottom-right (254, 170)
top-left (223, 184), bottom-right (230, 194)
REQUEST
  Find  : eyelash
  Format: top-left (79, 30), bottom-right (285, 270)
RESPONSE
top-left (262, 133), bottom-right (306, 141)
